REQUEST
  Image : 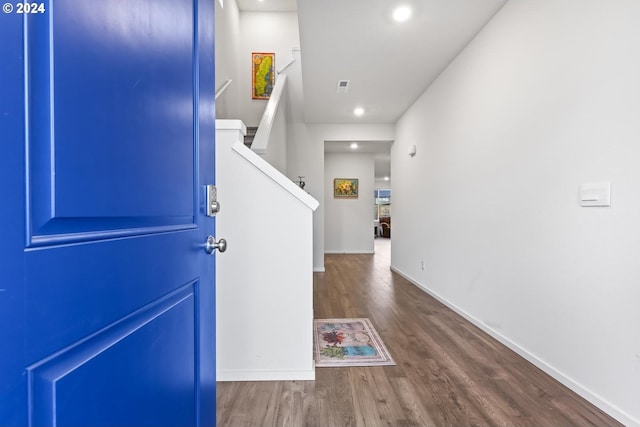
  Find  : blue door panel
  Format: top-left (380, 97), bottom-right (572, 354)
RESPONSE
top-left (29, 285), bottom-right (197, 427)
top-left (26, 0), bottom-right (195, 237)
top-left (51, 0), bottom-right (195, 219)
top-left (25, 230), bottom-right (199, 363)
top-left (0, 1), bottom-right (216, 425)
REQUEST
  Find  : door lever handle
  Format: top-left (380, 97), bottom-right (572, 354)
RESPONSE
top-left (205, 235), bottom-right (227, 254)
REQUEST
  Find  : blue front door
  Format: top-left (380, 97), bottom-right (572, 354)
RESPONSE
top-left (0, 1), bottom-right (216, 425)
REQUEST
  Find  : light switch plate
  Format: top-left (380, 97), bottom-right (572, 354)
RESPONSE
top-left (579, 182), bottom-right (611, 207)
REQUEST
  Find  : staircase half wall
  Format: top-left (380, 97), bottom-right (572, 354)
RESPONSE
top-left (215, 119), bottom-right (319, 381)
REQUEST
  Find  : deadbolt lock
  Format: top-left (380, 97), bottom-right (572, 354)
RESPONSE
top-left (206, 185), bottom-right (220, 217)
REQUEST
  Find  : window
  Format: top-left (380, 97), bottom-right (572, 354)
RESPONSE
top-left (374, 189), bottom-right (391, 219)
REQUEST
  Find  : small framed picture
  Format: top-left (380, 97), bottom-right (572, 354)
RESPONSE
top-left (251, 52), bottom-right (275, 100)
top-left (334, 178), bottom-right (358, 198)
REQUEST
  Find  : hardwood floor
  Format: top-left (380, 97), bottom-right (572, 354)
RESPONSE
top-left (216, 239), bottom-right (621, 426)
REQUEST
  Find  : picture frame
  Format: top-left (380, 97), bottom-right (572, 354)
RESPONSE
top-left (251, 52), bottom-right (275, 100)
top-left (334, 178), bottom-right (359, 198)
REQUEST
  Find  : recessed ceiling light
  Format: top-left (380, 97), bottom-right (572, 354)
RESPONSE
top-left (350, 142), bottom-right (358, 149)
top-left (353, 107), bottom-right (365, 116)
top-left (392, 5), bottom-right (412, 22)
top-left (384, 176), bottom-right (390, 181)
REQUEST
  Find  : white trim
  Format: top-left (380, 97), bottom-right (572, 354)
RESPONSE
top-left (215, 79), bottom-right (232, 100)
top-left (389, 265), bottom-right (639, 427)
top-left (231, 141), bottom-right (319, 211)
top-left (216, 119), bottom-right (246, 135)
top-left (324, 250), bottom-right (375, 254)
top-left (313, 267), bottom-right (325, 273)
top-left (217, 367), bottom-right (315, 382)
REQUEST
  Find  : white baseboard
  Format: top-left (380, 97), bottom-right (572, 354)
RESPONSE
top-left (217, 366), bottom-right (315, 382)
top-left (313, 267), bottom-right (325, 273)
top-left (324, 250), bottom-right (375, 254)
top-left (390, 265), bottom-right (639, 427)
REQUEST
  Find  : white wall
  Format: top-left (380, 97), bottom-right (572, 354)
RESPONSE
top-left (324, 153), bottom-right (375, 254)
top-left (214, 0), bottom-right (240, 119)
top-left (238, 12), bottom-right (300, 127)
top-left (391, 1), bottom-right (640, 425)
top-left (215, 120), bottom-right (318, 381)
top-left (286, 123), bottom-right (395, 271)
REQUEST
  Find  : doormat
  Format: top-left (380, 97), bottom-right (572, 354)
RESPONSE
top-left (313, 318), bottom-right (395, 367)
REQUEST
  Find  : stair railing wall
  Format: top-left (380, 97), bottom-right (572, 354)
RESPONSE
top-left (250, 74), bottom-right (288, 175)
top-left (215, 119), bottom-right (319, 381)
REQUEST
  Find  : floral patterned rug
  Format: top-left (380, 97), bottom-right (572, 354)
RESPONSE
top-left (313, 318), bottom-right (395, 367)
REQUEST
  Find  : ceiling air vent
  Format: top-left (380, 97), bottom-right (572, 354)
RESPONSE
top-left (336, 80), bottom-right (350, 93)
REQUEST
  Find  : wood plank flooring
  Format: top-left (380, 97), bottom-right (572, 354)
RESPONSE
top-left (216, 239), bottom-right (621, 426)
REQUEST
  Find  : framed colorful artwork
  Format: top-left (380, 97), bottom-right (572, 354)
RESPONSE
top-left (251, 52), bottom-right (275, 100)
top-left (334, 178), bottom-right (359, 198)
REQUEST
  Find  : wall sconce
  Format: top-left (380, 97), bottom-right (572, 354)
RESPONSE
top-left (408, 144), bottom-right (417, 157)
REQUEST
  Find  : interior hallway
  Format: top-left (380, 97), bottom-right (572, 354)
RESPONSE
top-left (216, 239), bottom-right (620, 426)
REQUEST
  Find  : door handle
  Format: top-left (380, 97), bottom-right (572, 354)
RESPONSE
top-left (205, 235), bottom-right (227, 254)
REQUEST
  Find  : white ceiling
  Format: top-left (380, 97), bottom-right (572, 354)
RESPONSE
top-left (235, 0), bottom-right (509, 178)
top-left (297, 0), bottom-right (508, 124)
